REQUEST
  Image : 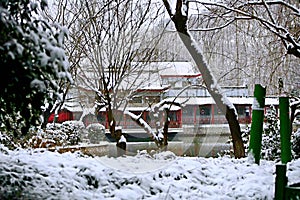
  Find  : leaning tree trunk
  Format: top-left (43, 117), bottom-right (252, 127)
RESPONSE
top-left (163, 0), bottom-right (245, 158)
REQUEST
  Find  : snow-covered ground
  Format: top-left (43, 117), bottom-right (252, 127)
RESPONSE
top-left (0, 145), bottom-right (299, 200)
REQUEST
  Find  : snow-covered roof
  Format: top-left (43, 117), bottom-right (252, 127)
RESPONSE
top-left (117, 61), bottom-right (201, 92)
top-left (62, 102), bottom-right (104, 113)
top-left (75, 61), bottom-right (201, 93)
top-left (62, 101), bottom-right (83, 112)
top-left (118, 63), bottom-right (163, 91)
top-left (63, 96), bottom-right (279, 113)
top-left (136, 85), bottom-right (170, 92)
top-left (148, 61), bottom-right (201, 77)
top-left (125, 104), bottom-right (181, 112)
top-left (62, 104), bottom-right (181, 114)
top-left (164, 97), bottom-right (279, 106)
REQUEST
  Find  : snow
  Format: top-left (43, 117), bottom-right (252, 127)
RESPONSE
top-left (1, 145), bottom-right (299, 199)
top-left (124, 110), bottom-right (157, 140)
top-left (119, 135), bottom-right (127, 143)
top-left (38, 52), bottom-right (50, 67)
top-left (252, 97), bottom-right (265, 111)
top-left (164, 96), bottom-right (279, 106)
top-left (157, 61), bottom-right (200, 77)
top-left (291, 99), bottom-right (300, 107)
top-left (221, 96), bottom-right (236, 112)
top-left (30, 79), bottom-right (47, 92)
top-left (181, 4), bottom-right (188, 16)
top-left (79, 105), bottom-right (97, 122)
top-left (157, 131), bottom-right (164, 140)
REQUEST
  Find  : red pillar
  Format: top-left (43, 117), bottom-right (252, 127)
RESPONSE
top-left (194, 106), bottom-right (197, 125)
top-left (211, 105), bottom-right (215, 124)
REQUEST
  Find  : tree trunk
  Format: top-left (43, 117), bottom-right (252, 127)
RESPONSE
top-left (226, 107), bottom-right (245, 158)
top-left (105, 89), bottom-right (126, 155)
top-left (163, 0), bottom-right (245, 158)
top-left (42, 107), bottom-right (51, 129)
top-left (116, 129), bottom-right (126, 156)
top-left (162, 109), bottom-right (170, 150)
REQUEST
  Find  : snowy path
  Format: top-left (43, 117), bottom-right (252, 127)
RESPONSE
top-left (0, 146), bottom-right (299, 199)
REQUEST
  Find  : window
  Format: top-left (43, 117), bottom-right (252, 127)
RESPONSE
top-left (236, 105), bottom-right (246, 115)
top-left (144, 96), bottom-right (160, 104)
top-left (130, 96), bottom-right (142, 103)
top-left (168, 111), bottom-right (177, 121)
top-left (198, 105), bottom-right (211, 116)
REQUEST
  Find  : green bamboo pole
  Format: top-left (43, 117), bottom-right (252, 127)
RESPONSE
top-left (275, 164), bottom-right (287, 200)
top-left (279, 97), bottom-right (292, 164)
top-left (249, 84), bottom-right (266, 164)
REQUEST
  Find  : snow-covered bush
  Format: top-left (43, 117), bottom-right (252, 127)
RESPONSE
top-left (46, 121), bottom-right (85, 145)
top-left (224, 106), bottom-right (281, 161)
top-left (241, 126), bottom-right (251, 151)
top-left (26, 121), bottom-right (85, 148)
top-left (86, 123), bottom-right (106, 143)
top-left (261, 105), bottom-right (281, 161)
top-left (0, 0), bottom-right (72, 137)
top-left (26, 129), bottom-right (56, 149)
top-left (293, 128), bottom-right (300, 159)
top-left (3, 147), bottom-right (297, 199)
top-left (61, 121), bottom-right (86, 145)
top-left (245, 107), bottom-right (299, 161)
top-left (45, 123), bottom-right (66, 146)
top-left (0, 132), bottom-right (18, 150)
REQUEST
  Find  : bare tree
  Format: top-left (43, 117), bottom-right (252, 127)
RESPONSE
top-left (126, 80), bottom-right (199, 150)
top-left (41, 0), bottom-right (86, 127)
top-left (160, 0), bottom-right (299, 157)
top-left (187, 0), bottom-right (299, 95)
top-left (163, 0), bottom-right (245, 158)
top-left (46, 0), bottom-right (167, 154)
top-left (125, 100), bottom-right (181, 148)
top-left (191, 0), bottom-right (300, 58)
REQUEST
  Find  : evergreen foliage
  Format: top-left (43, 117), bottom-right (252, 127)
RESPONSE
top-left (225, 105), bottom-right (283, 161)
top-left (293, 128), bottom-right (300, 159)
top-left (261, 105), bottom-right (281, 161)
top-left (0, 0), bottom-right (72, 137)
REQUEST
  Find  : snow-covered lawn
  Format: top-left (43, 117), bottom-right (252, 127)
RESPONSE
top-left (0, 145), bottom-right (299, 200)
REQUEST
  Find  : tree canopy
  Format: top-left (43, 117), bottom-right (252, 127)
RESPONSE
top-left (0, 0), bottom-right (72, 137)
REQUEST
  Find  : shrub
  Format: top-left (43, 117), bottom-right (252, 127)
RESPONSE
top-left (260, 105), bottom-right (281, 161)
top-left (293, 128), bottom-right (300, 159)
top-left (86, 123), bottom-right (106, 144)
top-left (26, 121), bottom-right (85, 148)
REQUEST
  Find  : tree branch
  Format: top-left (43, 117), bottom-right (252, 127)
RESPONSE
top-left (163, 0), bottom-right (245, 158)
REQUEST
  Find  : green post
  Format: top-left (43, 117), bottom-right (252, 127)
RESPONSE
top-left (249, 84), bottom-right (266, 164)
top-left (279, 97), bottom-right (292, 164)
top-left (275, 164), bottom-right (287, 200)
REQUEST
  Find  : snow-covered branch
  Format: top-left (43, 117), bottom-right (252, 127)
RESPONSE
top-left (124, 110), bottom-right (163, 145)
top-left (291, 97), bottom-right (300, 124)
top-left (189, 18), bottom-right (236, 32)
top-left (189, 0), bottom-right (300, 58)
top-left (243, 1), bottom-right (300, 16)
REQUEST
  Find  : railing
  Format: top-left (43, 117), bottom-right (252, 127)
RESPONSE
top-left (275, 164), bottom-right (300, 200)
